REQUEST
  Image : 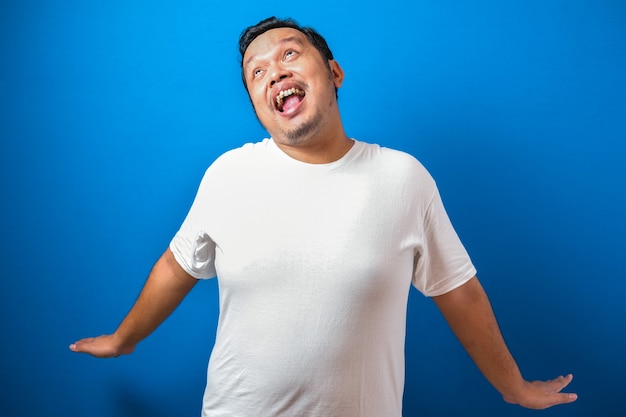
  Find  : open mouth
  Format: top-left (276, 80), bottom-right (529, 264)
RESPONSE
top-left (275, 87), bottom-right (305, 113)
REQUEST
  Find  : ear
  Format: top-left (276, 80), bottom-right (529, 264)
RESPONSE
top-left (329, 60), bottom-right (345, 88)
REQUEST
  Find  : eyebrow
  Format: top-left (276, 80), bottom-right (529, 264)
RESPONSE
top-left (243, 36), bottom-right (306, 69)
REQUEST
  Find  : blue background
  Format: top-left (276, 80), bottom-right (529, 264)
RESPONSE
top-left (1, 0), bottom-right (625, 416)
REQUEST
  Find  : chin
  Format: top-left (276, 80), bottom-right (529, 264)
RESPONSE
top-left (281, 112), bottom-right (325, 144)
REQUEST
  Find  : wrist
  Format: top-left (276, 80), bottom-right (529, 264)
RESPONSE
top-left (499, 378), bottom-right (530, 405)
top-left (110, 331), bottom-right (136, 356)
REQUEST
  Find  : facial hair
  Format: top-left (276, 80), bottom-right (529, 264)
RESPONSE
top-left (280, 107), bottom-right (326, 145)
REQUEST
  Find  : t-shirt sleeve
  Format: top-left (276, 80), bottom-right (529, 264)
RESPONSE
top-left (169, 169), bottom-right (217, 280)
top-left (412, 184), bottom-right (476, 297)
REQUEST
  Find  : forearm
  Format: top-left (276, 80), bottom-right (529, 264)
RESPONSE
top-left (70, 248), bottom-right (198, 357)
top-left (432, 277), bottom-right (525, 400)
top-left (111, 248), bottom-right (198, 353)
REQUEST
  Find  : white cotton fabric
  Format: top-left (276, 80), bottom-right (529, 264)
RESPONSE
top-left (170, 138), bottom-right (476, 417)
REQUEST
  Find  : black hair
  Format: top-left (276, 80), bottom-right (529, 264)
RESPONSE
top-left (238, 17), bottom-right (337, 97)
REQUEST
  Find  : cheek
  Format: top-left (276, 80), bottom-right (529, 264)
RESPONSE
top-left (251, 98), bottom-right (275, 124)
top-left (249, 90), bottom-right (270, 113)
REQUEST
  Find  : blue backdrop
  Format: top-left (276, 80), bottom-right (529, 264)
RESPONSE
top-left (1, 1), bottom-right (625, 416)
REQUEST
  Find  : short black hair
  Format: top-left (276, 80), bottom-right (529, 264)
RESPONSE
top-left (238, 17), bottom-right (337, 97)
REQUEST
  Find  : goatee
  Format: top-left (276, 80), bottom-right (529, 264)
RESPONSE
top-left (282, 109), bottom-right (325, 144)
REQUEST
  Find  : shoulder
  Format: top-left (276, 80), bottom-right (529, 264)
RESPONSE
top-left (193, 139), bottom-right (272, 194)
top-left (202, 138), bottom-right (272, 175)
top-left (356, 141), bottom-right (435, 184)
top-left (212, 138), bottom-right (271, 165)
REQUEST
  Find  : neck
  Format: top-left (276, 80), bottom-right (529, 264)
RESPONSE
top-left (272, 110), bottom-right (353, 164)
top-left (274, 126), bottom-right (353, 164)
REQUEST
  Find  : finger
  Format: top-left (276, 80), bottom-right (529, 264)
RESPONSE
top-left (69, 338), bottom-right (94, 352)
top-left (547, 391), bottom-right (578, 407)
top-left (548, 374), bottom-right (574, 392)
top-left (544, 375), bottom-right (578, 407)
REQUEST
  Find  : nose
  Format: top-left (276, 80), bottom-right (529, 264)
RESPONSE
top-left (269, 63), bottom-right (291, 87)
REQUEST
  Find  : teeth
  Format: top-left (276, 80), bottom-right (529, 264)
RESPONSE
top-left (275, 88), bottom-right (304, 109)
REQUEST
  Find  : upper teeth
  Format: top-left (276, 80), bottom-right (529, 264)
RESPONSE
top-left (276, 88), bottom-right (303, 108)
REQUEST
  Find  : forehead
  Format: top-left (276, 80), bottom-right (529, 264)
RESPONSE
top-left (243, 27), bottom-right (310, 66)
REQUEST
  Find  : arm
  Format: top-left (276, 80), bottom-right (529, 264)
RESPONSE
top-left (70, 248), bottom-right (198, 358)
top-left (432, 276), bottom-right (577, 409)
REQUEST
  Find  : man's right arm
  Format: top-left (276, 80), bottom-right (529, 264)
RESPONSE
top-left (69, 248), bottom-right (198, 357)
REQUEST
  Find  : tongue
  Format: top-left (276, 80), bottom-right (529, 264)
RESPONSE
top-left (282, 95), bottom-right (302, 112)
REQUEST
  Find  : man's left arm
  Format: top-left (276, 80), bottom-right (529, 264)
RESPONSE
top-left (432, 276), bottom-right (578, 409)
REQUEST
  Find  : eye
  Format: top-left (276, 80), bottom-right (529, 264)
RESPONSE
top-left (284, 49), bottom-right (298, 60)
top-left (252, 68), bottom-right (264, 78)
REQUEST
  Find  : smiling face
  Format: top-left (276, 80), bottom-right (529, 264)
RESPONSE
top-left (242, 28), bottom-right (345, 149)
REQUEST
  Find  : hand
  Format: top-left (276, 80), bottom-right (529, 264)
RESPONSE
top-left (69, 334), bottom-right (134, 358)
top-left (504, 374), bottom-right (578, 409)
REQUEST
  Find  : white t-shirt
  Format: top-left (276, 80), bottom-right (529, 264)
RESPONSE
top-left (170, 138), bottom-right (476, 417)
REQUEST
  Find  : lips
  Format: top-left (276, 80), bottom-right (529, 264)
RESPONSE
top-left (273, 85), bottom-right (305, 113)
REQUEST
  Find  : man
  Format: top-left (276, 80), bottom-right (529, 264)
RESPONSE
top-left (70, 17), bottom-right (577, 416)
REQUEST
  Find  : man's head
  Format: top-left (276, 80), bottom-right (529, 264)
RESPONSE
top-left (238, 17), bottom-right (345, 148)
top-left (238, 17), bottom-right (337, 98)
